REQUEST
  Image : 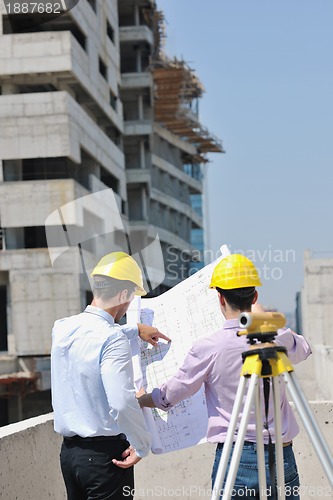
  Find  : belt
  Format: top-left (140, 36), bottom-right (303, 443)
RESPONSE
top-left (64, 433), bottom-right (127, 442)
top-left (217, 440), bottom-right (293, 449)
top-left (244, 440), bottom-right (293, 448)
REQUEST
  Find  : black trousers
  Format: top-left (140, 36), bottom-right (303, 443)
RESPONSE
top-left (60, 437), bottom-right (134, 500)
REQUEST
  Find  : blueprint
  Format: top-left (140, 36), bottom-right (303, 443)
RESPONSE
top-left (128, 251), bottom-right (227, 454)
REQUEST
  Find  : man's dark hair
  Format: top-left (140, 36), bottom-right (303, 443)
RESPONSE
top-left (216, 287), bottom-right (256, 312)
top-left (93, 275), bottom-right (136, 301)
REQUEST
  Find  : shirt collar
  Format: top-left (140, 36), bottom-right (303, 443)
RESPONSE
top-left (223, 318), bottom-right (242, 330)
top-left (84, 305), bottom-right (115, 326)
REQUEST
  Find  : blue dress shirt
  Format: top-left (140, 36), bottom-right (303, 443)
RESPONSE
top-left (51, 305), bottom-right (151, 458)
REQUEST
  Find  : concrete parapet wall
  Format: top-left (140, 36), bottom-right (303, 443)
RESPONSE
top-left (0, 403), bottom-right (332, 500)
top-left (0, 414), bottom-right (65, 500)
top-left (313, 346), bottom-right (333, 400)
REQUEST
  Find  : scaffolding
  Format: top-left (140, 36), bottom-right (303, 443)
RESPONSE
top-left (141, 2), bottom-right (223, 157)
top-left (151, 58), bottom-right (224, 156)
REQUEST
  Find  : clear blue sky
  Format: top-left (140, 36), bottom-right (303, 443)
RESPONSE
top-left (157, 0), bottom-right (333, 313)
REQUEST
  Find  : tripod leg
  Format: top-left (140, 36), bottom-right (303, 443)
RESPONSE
top-left (255, 384), bottom-right (268, 499)
top-left (211, 376), bottom-right (249, 500)
top-left (283, 371), bottom-right (333, 487)
top-left (221, 374), bottom-right (259, 500)
top-left (272, 376), bottom-right (286, 500)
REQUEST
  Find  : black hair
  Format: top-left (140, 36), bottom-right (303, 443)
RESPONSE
top-left (216, 286), bottom-right (256, 312)
top-left (93, 275), bottom-right (136, 301)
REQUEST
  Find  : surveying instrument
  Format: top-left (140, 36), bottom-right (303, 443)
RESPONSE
top-left (211, 312), bottom-right (333, 500)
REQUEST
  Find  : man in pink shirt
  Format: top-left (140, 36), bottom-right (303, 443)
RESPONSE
top-left (139, 254), bottom-right (311, 499)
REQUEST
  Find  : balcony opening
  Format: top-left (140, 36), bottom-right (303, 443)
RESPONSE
top-left (120, 43), bottom-right (150, 74)
top-left (99, 57), bottom-right (108, 81)
top-left (3, 157), bottom-right (93, 191)
top-left (110, 91), bottom-right (117, 111)
top-left (22, 157), bottom-right (73, 181)
top-left (128, 188), bottom-right (144, 220)
top-left (118, 2), bottom-right (149, 27)
top-left (0, 83), bottom-right (59, 96)
top-left (0, 286), bottom-right (8, 352)
top-left (100, 168), bottom-right (119, 193)
top-left (18, 83), bottom-right (57, 94)
top-left (103, 124), bottom-right (122, 148)
top-left (118, 4), bottom-right (135, 27)
top-left (2, 13), bottom-right (87, 51)
top-left (24, 227), bottom-right (48, 248)
top-left (124, 140), bottom-right (140, 169)
top-left (106, 19), bottom-right (114, 43)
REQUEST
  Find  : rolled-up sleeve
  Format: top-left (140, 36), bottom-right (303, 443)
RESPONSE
top-left (101, 336), bottom-right (151, 458)
top-left (275, 328), bottom-right (312, 364)
top-left (152, 343), bottom-right (209, 411)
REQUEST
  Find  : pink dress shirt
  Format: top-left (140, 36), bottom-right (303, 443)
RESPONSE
top-left (152, 318), bottom-right (311, 444)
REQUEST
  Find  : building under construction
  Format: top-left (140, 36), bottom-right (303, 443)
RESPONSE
top-left (0, 0), bottom-right (223, 424)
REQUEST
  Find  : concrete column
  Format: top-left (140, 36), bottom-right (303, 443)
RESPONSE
top-left (134, 3), bottom-right (140, 26)
top-left (142, 188), bottom-right (147, 220)
top-left (136, 48), bottom-right (142, 73)
top-left (138, 94), bottom-right (144, 120)
top-left (139, 140), bottom-right (145, 169)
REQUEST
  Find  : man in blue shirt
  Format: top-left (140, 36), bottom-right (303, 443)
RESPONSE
top-left (51, 251), bottom-right (170, 500)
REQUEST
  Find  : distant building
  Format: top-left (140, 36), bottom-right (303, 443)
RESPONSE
top-left (0, 0), bottom-right (222, 424)
top-left (296, 250), bottom-right (333, 400)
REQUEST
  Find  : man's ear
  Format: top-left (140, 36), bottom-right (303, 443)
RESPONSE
top-left (118, 289), bottom-right (129, 304)
top-left (218, 292), bottom-right (226, 307)
top-left (252, 290), bottom-right (258, 304)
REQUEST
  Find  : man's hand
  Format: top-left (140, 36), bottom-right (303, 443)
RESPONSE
top-left (137, 392), bottom-right (155, 408)
top-left (135, 387), bottom-right (145, 398)
top-left (112, 446), bottom-right (141, 468)
top-left (137, 323), bottom-right (171, 346)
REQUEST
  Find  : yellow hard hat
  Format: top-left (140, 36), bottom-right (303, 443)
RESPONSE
top-left (90, 252), bottom-right (147, 296)
top-left (210, 254), bottom-right (262, 290)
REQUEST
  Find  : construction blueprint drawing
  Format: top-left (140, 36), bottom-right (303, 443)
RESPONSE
top-left (128, 249), bottom-right (229, 454)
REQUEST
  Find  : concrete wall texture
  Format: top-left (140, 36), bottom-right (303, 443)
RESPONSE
top-left (0, 414), bottom-right (64, 500)
top-left (0, 405), bottom-right (331, 500)
top-left (297, 251), bottom-right (333, 401)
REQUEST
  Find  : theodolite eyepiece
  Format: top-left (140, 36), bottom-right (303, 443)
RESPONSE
top-left (238, 312), bottom-right (286, 338)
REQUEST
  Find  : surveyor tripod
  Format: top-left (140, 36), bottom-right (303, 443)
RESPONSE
top-left (211, 312), bottom-right (333, 500)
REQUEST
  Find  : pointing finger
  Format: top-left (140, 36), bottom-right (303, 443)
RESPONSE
top-left (156, 331), bottom-right (171, 343)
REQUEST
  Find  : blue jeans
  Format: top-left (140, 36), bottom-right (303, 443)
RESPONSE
top-left (212, 441), bottom-right (300, 499)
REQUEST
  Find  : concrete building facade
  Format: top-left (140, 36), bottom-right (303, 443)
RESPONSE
top-left (0, 0), bottom-right (222, 425)
top-left (296, 250), bottom-right (333, 400)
